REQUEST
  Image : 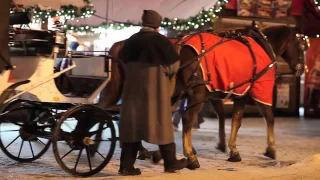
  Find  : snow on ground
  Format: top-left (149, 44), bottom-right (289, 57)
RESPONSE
top-left (0, 117), bottom-right (319, 180)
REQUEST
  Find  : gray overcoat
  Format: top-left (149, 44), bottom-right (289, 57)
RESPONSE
top-left (119, 61), bottom-right (179, 145)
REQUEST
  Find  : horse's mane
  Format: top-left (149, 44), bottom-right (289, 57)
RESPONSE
top-left (261, 25), bottom-right (295, 55)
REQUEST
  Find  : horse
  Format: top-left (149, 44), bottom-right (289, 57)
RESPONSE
top-left (172, 24), bottom-right (308, 169)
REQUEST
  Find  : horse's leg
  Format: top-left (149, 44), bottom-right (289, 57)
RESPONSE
top-left (210, 99), bottom-right (226, 152)
top-left (227, 98), bottom-right (246, 162)
top-left (255, 101), bottom-right (276, 159)
top-left (137, 142), bottom-right (152, 160)
top-left (182, 97), bottom-right (204, 169)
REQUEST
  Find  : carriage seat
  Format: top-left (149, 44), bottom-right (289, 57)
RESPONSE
top-left (55, 54), bottom-right (110, 98)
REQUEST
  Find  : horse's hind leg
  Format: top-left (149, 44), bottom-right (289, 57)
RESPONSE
top-left (255, 101), bottom-right (276, 159)
top-left (228, 98), bottom-right (246, 162)
top-left (137, 142), bottom-right (152, 160)
top-left (182, 97), bottom-right (204, 169)
top-left (209, 99), bottom-right (226, 152)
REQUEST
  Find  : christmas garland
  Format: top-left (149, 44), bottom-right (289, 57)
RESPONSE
top-left (67, 0), bottom-right (229, 33)
top-left (10, 0), bottom-right (95, 20)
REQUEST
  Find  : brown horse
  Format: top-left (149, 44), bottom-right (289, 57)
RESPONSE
top-left (173, 24), bottom-right (308, 169)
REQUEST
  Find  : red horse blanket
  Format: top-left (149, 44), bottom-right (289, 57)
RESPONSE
top-left (180, 33), bottom-right (275, 106)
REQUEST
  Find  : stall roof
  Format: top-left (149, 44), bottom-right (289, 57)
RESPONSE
top-left (68, 0), bottom-right (217, 26)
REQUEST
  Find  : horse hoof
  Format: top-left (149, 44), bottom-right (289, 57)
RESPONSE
top-left (152, 150), bottom-right (162, 164)
top-left (137, 149), bottom-right (152, 160)
top-left (227, 152), bottom-right (242, 162)
top-left (187, 159), bottom-right (200, 170)
top-left (264, 148), bottom-right (276, 159)
top-left (216, 143), bottom-right (226, 153)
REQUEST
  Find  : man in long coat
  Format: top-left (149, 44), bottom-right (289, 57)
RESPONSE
top-left (118, 10), bottom-right (187, 175)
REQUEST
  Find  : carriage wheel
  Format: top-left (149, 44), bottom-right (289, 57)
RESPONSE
top-left (52, 104), bottom-right (116, 177)
top-left (0, 99), bottom-right (52, 162)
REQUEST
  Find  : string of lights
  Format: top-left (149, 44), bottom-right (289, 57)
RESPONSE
top-left (67, 0), bottom-right (229, 33)
top-left (10, 0), bottom-right (95, 20)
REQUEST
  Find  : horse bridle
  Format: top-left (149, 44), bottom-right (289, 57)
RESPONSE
top-left (276, 33), bottom-right (309, 77)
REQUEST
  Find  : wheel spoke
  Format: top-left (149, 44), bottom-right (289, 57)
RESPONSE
top-left (61, 148), bottom-right (75, 160)
top-left (18, 140), bottom-right (24, 158)
top-left (94, 148), bottom-right (106, 160)
top-left (74, 149), bottom-right (83, 171)
top-left (37, 138), bottom-right (46, 146)
top-left (86, 147), bottom-right (92, 171)
top-left (5, 135), bottom-right (20, 149)
top-left (29, 141), bottom-right (35, 158)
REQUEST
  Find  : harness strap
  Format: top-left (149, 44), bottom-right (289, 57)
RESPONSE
top-left (198, 33), bottom-right (214, 89)
top-left (249, 28), bottom-right (277, 62)
top-left (227, 61), bottom-right (276, 91)
top-left (225, 34), bottom-right (276, 91)
top-left (179, 38), bottom-right (234, 70)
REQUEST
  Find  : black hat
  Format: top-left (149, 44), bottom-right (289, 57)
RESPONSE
top-left (142, 10), bottom-right (162, 29)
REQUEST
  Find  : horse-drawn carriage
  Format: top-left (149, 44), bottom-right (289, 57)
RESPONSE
top-left (0, 11), bottom-right (119, 177)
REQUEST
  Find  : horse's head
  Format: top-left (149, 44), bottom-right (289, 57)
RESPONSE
top-left (262, 25), bottom-right (309, 77)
